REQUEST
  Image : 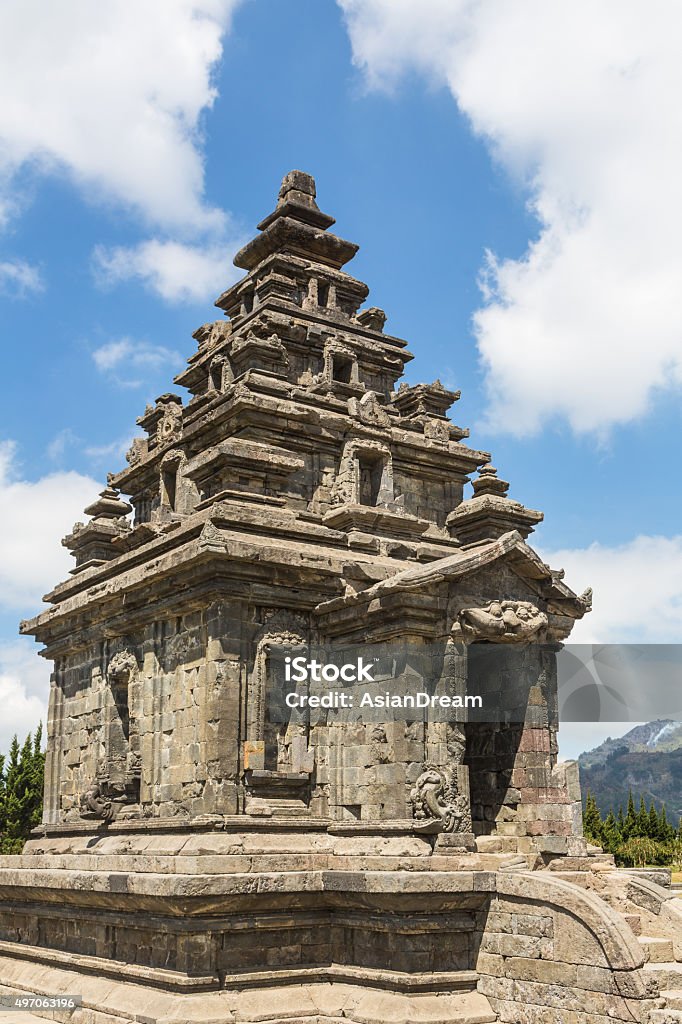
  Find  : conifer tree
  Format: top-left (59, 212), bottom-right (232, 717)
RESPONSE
top-left (637, 797), bottom-right (649, 838)
top-left (602, 810), bottom-right (621, 852)
top-left (0, 728), bottom-right (45, 854)
top-left (648, 801), bottom-right (660, 841)
top-left (622, 790), bottom-right (637, 841)
top-left (29, 724), bottom-right (45, 833)
top-left (583, 791), bottom-right (603, 842)
top-left (2, 735), bottom-right (23, 853)
top-left (0, 753), bottom-right (5, 839)
top-left (658, 805), bottom-right (675, 843)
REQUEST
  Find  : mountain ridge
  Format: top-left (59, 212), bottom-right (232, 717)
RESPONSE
top-left (577, 720), bottom-right (682, 824)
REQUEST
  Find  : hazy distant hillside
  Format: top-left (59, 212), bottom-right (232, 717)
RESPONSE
top-left (578, 720), bottom-right (682, 824)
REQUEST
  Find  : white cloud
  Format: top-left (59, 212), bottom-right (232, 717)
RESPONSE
top-left (0, 440), bottom-right (100, 611)
top-left (84, 434), bottom-right (135, 464)
top-left (93, 237), bottom-right (241, 304)
top-left (91, 337), bottom-right (184, 387)
top-left (0, 641), bottom-right (48, 753)
top-left (46, 428), bottom-right (79, 463)
top-left (0, 258), bottom-right (43, 297)
top-left (541, 534), bottom-right (682, 644)
top-left (0, 0), bottom-right (242, 234)
top-left (339, 1), bottom-right (682, 436)
top-left (48, 427), bottom-right (134, 468)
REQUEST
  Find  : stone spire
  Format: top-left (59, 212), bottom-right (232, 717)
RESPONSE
top-left (259, 169), bottom-right (335, 230)
top-left (230, 170), bottom-right (358, 276)
top-left (88, 173), bottom-right (495, 553)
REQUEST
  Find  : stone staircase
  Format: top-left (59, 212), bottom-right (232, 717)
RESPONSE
top-left (608, 879), bottom-right (682, 1022)
top-left (547, 861), bottom-right (682, 1023)
top-left (640, 938), bottom-right (682, 1023)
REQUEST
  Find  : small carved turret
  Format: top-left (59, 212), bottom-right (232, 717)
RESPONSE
top-left (471, 464), bottom-right (510, 498)
top-left (136, 394), bottom-right (184, 451)
top-left (446, 465), bottom-right (543, 545)
top-left (259, 170), bottom-right (336, 231)
top-left (63, 487), bottom-right (132, 573)
top-left (83, 488), bottom-right (133, 521)
top-left (356, 306), bottom-right (387, 332)
top-left (392, 380), bottom-right (460, 420)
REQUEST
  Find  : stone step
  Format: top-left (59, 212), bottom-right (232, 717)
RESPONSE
top-left (649, 1011), bottom-right (682, 1023)
top-left (474, 836), bottom-right (520, 854)
top-left (644, 963), bottom-right (682, 990)
top-left (641, 937), bottom-right (676, 962)
top-left (546, 856), bottom-right (615, 870)
top-left (546, 870), bottom-right (591, 887)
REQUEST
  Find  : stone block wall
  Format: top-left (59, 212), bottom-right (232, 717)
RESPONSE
top-left (47, 599), bottom-right (251, 822)
top-left (0, 900), bottom-right (483, 980)
top-left (317, 721), bottom-right (426, 821)
top-left (44, 587), bottom-right (583, 837)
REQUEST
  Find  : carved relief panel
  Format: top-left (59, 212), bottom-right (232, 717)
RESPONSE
top-left (80, 645), bottom-right (141, 821)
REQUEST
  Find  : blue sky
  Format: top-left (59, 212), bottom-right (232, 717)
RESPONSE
top-left (1, 0), bottom-right (681, 759)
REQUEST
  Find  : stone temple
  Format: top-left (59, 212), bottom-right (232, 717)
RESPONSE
top-left (2, 172), bottom-right (681, 1023)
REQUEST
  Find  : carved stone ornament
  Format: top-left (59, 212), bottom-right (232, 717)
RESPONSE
top-left (204, 320), bottom-right (231, 350)
top-left (410, 764), bottom-right (471, 834)
top-left (107, 650), bottom-right (138, 687)
top-left (458, 600), bottom-right (548, 641)
top-left (156, 403), bottom-right (183, 445)
top-left (79, 781), bottom-right (114, 822)
top-left (126, 750), bottom-right (142, 781)
top-left (423, 417), bottom-right (450, 443)
top-left (348, 390), bottom-right (390, 428)
top-left (198, 519), bottom-right (228, 552)
top-left (125, 437), bottom-right (149, 466)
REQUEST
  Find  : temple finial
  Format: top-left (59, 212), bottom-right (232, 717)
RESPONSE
top-left (278, 170), bottom-right (317, 205)
top-left (235, 169), bottom-right (339, 265)
top-left (472, 464), bottom-right (510, 499)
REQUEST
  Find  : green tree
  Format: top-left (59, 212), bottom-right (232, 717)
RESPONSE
top-left (583, 791), bottom-right (603, 843)
top-left (658, 804), bottom-right (675, 843)
top-left (622, 790), bottom-right (638, 841)
top-left (0, 753), bottom-right (6, 839)
top-left (648, 801), bottom-right (660, 841)
top-left (601, 810), bottom-right (621, 853)
top-left (637, 797), bottom-right (649, 838)
top-left (619, 836), bottom-right (658, 868)
top-left (0, 728), bottom-right (45, 854)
